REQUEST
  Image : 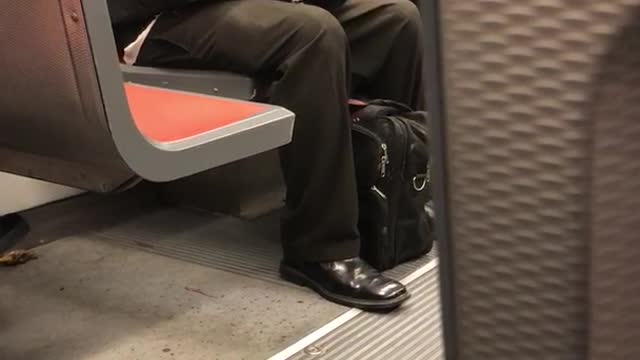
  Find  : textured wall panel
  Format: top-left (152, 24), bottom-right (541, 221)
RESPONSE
top-left (589, 20), bottom-right (640, 360)
top-left (439, 1), bottom-right (640, 359)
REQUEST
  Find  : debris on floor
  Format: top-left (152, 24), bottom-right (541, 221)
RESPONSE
top-left (0, 249), bottom-right (38, 266)
top-left (185, 286), bottom-right (214, 298)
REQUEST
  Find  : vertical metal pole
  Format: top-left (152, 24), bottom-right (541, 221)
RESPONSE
top-left (419, 1), bottom-right (457, 359)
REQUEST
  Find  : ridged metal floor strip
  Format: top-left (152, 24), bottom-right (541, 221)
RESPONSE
top-left (285, 263), bottom-right (443, 360)
top-left (95, 207), bottom-right (435, 286)
top-left (96, 208), bottom-right (286, 285)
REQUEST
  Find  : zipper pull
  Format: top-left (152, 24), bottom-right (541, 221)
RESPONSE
top-left (380, 143), bottom-right (389, 178)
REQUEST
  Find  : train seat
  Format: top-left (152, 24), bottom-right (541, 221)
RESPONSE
top-left (0, 0), bottom-right (295, 192)
top-left (120, 65), bottom-right (260, 101)
top-left (125, 83), bottom-right (268, 143)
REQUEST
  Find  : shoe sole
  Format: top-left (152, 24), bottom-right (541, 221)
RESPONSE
top-left (0, 214), bottom-right (29, 253)
top-left (279, 262), bottom-right (411, 311)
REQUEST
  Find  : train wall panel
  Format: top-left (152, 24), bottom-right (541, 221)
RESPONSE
top-left (439, 1), bottom-right (640, 359)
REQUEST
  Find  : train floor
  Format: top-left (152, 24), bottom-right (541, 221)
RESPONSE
top-left (0, 192), bottom-right (442, 360)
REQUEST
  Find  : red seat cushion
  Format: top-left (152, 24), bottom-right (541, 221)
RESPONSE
top-left (124, 83), bottom-right (268, 143)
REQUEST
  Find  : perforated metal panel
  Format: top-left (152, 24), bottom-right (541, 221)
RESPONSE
top-left (0, 0), bottom-right (134, 191)
top-left (437, 1), bottom-right (640, 359)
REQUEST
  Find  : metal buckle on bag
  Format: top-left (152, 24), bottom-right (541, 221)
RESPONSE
top-left (412, 165), bottom-right (430, 192)
top-left (412, 175), bottom-right (427, 191)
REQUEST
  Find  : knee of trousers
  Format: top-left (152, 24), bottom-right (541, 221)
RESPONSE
top-left (384, 0), bottom-right (423, 36)
top-left (286, 5), bottom-right (349, 56)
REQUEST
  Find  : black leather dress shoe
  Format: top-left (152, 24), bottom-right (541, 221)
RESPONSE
top-left (0, 214), bottom-right (28, 253)
top-left (280, 257), bottom-right (410, 311)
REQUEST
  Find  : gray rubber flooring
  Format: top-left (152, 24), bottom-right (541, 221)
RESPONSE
top-left (0, 206), bottom-right (441, 360)
top-left (96, 208), bottom-right (430, 285)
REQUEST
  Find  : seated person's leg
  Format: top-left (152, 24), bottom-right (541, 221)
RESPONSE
top-left (129, 0), bottom-right (408, 310)
top-left (335, 0), bottom-right (427, 110)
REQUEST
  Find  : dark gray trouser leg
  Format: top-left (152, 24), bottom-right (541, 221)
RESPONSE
top-left (137, 1), bottom-right (359, 262)
top-left (335, 0), bottom-right (428, 110)
top-left (134, 0), bottom-right (427, 262)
